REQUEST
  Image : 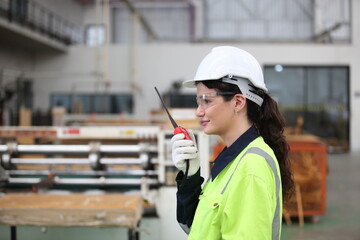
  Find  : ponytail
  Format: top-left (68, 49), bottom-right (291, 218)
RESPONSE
top-left (248, 94), bottom-right (294, 202)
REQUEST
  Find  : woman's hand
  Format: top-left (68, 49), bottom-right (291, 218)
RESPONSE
top-left (171, 130), bottom-right (200, 177)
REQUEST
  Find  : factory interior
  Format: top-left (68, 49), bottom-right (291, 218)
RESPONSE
top-left (0, 0), bottom-right (360, 239)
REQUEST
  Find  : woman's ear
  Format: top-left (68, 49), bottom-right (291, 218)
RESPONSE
top-left (234, 94), bottom-right (247, 112)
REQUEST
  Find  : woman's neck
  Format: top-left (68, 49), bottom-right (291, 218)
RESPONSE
top-left (221, 117), bottom-right (253, 147)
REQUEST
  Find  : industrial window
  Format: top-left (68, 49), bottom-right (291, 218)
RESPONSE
top-left (85, 24), bottom-right (105, 46)
top-left (264, 66), bottom-right (349, 151)
top-left (204, 0), bottom-right (351, 43)
top-left (110, 0), bottom-right (350, 43)
top-left (50, 93), bottom-right (133, 114)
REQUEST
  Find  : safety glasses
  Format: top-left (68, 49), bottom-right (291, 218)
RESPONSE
top-left (196, 92), bottom-right (235, 109)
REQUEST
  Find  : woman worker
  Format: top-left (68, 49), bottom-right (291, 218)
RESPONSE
top-left (171, 46), bottom-right (294, 239)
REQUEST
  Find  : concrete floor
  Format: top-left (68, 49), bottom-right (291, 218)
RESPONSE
top-left (281, 152), bottom-right (360, 240)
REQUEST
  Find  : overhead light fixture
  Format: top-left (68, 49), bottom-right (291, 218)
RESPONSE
top-left (274, 64), bottom-right (283, 72)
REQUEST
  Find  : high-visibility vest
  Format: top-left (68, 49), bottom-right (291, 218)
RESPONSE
top-left (188, 137), bottom-right (282, 240)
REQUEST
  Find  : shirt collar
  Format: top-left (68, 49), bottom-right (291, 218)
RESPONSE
top-left (211, 125), bottom-right (260, 180)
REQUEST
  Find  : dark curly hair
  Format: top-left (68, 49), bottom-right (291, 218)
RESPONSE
top-left (199, 80), bottom-right (294, 202)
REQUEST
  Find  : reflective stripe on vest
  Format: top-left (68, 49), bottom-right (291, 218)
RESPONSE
top-left (221, 147), bottom-right (281, 240)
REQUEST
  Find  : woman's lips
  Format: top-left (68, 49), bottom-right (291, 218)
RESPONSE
top-left (201, 120), bottom-right (209, 127)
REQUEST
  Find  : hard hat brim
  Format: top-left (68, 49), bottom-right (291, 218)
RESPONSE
top-left (183, 79), bottom-right (198, 88)
top-left (182, 78), bottom-right (217, 88)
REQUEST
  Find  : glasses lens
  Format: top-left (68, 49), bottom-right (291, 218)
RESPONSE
top-left (196, 94), bottom-right (211, 108)
top-left (196, 92), bottom-right (235, 109)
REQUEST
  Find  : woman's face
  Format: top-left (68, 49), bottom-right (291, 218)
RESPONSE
top-left (195, 82), bottom-right (236, 136)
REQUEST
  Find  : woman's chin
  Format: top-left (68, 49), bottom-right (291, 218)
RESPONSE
top-left (203, 126), bottom-right (214, 135)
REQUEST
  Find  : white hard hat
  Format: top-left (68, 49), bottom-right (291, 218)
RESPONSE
top-left (183, 46), bottom-right (267, 106)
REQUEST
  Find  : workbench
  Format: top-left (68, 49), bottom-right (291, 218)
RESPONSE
top-left (0, 193), bottom-right (143, 240)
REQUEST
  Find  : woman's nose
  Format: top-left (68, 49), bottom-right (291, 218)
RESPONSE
top-left (196, 105), bottom-right (204, 117)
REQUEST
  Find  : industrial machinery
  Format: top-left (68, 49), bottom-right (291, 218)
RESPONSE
top-left (0, 126), bottom-right (209, 190)
top-left (0, 126), bottom-right (159, 193)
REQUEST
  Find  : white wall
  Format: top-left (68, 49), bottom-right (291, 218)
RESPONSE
top-left (349, 0), bottom-right (360, 152)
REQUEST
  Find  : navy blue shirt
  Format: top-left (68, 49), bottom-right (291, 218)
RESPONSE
top-left (211, 125), bottom-right (260, 179)
top-left (175, 125), bottom-right (259, 229)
